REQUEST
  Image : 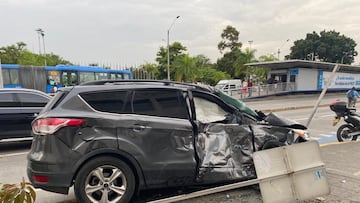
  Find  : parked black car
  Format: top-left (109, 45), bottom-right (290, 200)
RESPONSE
top-left (27, 80), bottom-right (309, 203)
top-left (0, 88), bottom-right (51, 142)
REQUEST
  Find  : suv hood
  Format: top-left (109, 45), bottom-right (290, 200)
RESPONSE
top-left (264, 112), bottom-right (307, 130)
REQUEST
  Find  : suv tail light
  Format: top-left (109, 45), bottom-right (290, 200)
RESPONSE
top-left (32, 118), bottom-right (85, 135)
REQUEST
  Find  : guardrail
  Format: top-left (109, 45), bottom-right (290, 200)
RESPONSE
top-left (222, 82), bottom-right (297, 99)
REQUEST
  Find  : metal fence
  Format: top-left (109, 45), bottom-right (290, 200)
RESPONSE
top-left (222, 82), bottom-right (297, 99)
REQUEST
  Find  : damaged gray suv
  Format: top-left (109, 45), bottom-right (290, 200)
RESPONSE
top-left (27, 80), bottom-right (309, 203)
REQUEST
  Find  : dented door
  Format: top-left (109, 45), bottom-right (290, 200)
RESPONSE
top-left (192, 93), bottom-right (257, 183)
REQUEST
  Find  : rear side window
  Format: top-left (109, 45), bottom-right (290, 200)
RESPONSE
top-left (41, 91), bottom-right (67, 112)
top-left (17, 93), bottom-right (49, 107)
top-left (0, 93), bottom-right (19, 107)
top-left (132, 89), bottom-right (188, 119)
top-left (81, 91), bottom-right (130, 114)
top-left (81, 89), bottom-right (188, 119)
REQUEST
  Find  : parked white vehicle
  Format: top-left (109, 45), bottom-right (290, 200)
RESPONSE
top-left (215, 79), bottom-right (242, 93)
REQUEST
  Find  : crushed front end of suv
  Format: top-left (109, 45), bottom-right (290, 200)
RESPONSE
top-left (27, 80), bottom-right (309, 203)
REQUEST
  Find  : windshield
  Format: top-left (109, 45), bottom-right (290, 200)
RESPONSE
top-left (215, 84), bottom-right (226, 89)
top-left (217, 90), bottom-right (258, 118)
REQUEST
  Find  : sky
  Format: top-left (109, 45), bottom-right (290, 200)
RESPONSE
top-left (1, 0), bottom-right (360, 67)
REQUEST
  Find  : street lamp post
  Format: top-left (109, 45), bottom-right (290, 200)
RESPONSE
top-left (42, 31), bottom-right (47, 66)
top-left (36, 28), bottom-right (47, 66)
top-left (248, 40), bottom-right (253, 50)
top-left (167, 16), bottom-right (180, 81)
top-left (36, 29), bottom-right (42, 55)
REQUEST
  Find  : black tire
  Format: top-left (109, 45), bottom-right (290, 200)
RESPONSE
top-left (74, 157), bottom-right (135, 203)
top-left (262, 140), bottom-right (285, 150)
top-left (337, 124), bottom-right (357, 142)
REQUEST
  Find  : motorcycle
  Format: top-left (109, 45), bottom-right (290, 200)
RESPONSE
top-left (330, 101), bottom-right (360, 142)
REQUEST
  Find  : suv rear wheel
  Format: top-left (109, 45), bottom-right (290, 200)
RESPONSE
top-left (74, 157), bottom-right (135, 203)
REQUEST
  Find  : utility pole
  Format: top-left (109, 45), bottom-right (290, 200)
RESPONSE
top-left (167, 16), bottom-right (180, 80)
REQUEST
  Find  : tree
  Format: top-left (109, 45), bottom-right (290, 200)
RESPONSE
top-left (216, 49), bottom-right (242, 77)
top-left (193, 54), bottom-right (213, 68)
top-left (0, 42), bottom-right (27, 64)
top-left (216, 25), bottom-right (251, 79)
top-left (234, 48), bottom-right (256, 79)
top-left (44, 53), bottom-right (72, 66)
top-left (217, 25), bottom-right (242, 54)
top-left (289, 30), bottom-right (357, 64)
top-left (155, 42), bottom-right (187, 80)
top-left (173, 54), bottom-right (197, 82)
top-left (0, 42), bottom-right (72, 66)
top-left (258, 54), bottom-right (278, 62)
top-left (196, 67), bottom-right (230, 86)
top-left (250, 54), bottom-right (278, 83)
top-left (142, 62), bottom-right (159, 79)
top-left (188, 54), bottom-right (229, 85)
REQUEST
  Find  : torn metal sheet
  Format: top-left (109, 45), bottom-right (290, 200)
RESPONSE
top-left (195, 121), bottom-right (297, 182)
top-left (196, 123), bottom-right (256, 182)
top-left (251, 124), bottom-right (292, 150)
top-left (265, 112), bottom-right (307, 130)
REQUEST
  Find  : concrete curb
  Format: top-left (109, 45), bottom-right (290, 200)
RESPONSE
top-left (319, 140), bottom-right (359, 147)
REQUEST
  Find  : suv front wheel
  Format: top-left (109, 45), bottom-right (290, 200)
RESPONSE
top-left (74, 157), bottom-right (135, 203)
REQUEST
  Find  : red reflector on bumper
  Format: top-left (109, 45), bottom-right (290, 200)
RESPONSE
top-left (33, 175), bottom-right (49, 183)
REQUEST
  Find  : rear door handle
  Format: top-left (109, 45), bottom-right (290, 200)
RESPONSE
top-left (132, 125), bottom-right (149, 132)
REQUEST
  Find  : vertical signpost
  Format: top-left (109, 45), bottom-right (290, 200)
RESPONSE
top-left (306, 64), bottom-right (340, 128)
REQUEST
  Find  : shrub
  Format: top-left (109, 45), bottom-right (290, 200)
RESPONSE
top-left (0, 178), bottom-right (36, 203)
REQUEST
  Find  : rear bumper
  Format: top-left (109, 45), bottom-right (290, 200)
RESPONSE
top-left (27, 162), bottom-right (73, 194)
top-left (26, 133), bottom-right (80, 194)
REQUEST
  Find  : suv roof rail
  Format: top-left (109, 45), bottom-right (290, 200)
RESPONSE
top-left (80, 79), bottom-right (174, 86)
top-left (80, 79), bottom-right (214, 92)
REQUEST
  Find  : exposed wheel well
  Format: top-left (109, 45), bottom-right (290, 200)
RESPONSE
top-left (262, 140), bottom-right (285, 150)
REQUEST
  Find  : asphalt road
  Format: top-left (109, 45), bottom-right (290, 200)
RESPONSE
top-left (276, 106), bottom-right (340, 144)
top-left (0, 93), bottom-right (348, 202)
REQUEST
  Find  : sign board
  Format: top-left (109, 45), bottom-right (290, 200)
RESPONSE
top-left (288, 69), bottom-right (299, 75)
top-left (253, 141), bottom-right (330, 203)
top-left (319, 71), bottom-right (360, 89)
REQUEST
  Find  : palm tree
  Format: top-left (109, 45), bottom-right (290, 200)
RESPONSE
top-left (173, 54), bottom-right (196, 82)
top-left (234, 48), bottom-right (256, 79)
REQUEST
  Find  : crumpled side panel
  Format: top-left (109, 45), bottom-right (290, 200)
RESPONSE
top-left (251, 124), bottom-right (291, 151)
top-left (265, 112), bottom-right (306, 130)
top-left (196, 123), bottom-right (255, 183)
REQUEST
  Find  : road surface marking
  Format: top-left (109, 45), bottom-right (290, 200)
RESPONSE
top-left (319, 133), bottom-right (333, 137)
top-left (0, 152), bottom-right (28, 158)
top-left (293, 113), bottom-right (334, 121)
top-left (0, 137), bottom-right (33, 143)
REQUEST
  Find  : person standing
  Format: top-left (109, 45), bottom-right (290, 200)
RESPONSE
top-left (50, 82), bottom-right (59, 96)
top-left (346, 87), bottom-right (359, 107)
top-left (248, 79), bottom-right (253, 97)
top-left (242, 80), bottom-right (248, 95)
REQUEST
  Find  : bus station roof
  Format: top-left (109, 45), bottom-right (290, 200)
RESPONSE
top-left (245, 59), bottom-right (360, 73)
